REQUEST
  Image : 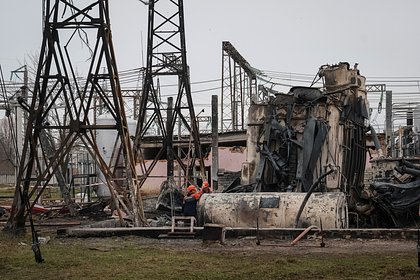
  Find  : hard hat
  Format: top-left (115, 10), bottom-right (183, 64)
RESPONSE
top-left (187, 185), bottom-right (196, 192)
top-left (202, 181), bottom-right (209, 188)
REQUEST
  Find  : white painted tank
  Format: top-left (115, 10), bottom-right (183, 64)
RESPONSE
top-left (95, 117), bottom-right (137, 197)
top-left (197, 192), bottom-right (348, 229)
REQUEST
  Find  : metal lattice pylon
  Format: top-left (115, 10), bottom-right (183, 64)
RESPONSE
top-left (221, 41), bottom-right (258, 132)
top-left (134, 0), bottom-right (205, 187)
top-left (5, 0), bottom-right (146, 233)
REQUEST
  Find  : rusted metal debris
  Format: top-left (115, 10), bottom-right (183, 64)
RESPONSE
top-left (155, 179), bottom-right (184, 213)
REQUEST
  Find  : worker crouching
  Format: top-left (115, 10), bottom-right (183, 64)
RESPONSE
top-left (183, 185), bottom-right (199, 217)
top-left (182, 182), bottom-right (211, 218)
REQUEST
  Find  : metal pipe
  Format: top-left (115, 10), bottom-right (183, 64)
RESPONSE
top-left (294, 168), bottom-right (335, 228)
top-left (368, 125), bottom-right (381, 150)
top-left (397, 166), bottom-right (420, 177)
top-left (401, 159), bottom-right (420, 171)
top-left (291, 225), bottom-right (320, 246)
top-left (167, 97), bottom-right (174, 178)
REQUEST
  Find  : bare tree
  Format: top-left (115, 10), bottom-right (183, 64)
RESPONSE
top-left (0, 118), bottom-right (17, 170)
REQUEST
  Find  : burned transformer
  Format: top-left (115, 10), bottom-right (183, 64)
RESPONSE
top-left (198, 62), bottom-right (376, 228)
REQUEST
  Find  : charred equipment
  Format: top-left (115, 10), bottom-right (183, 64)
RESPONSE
top-left (199, 62), bottom-right (382, 229)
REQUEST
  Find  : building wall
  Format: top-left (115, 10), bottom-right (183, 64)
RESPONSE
top-left (138, 146), bottom-right (246, 196)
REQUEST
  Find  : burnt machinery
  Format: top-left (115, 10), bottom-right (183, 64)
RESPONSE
top-left (4, 0), bottom-right (146, 234)
top-left (243, 62), bottom-right (369, 194)
top-left (370, 158), bottom-right (420, 227)
top-left (199, 63), bottom-right (372, 228)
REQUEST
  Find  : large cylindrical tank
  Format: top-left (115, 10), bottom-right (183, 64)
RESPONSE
top-left (95, 117), bottom-right (137, 197)
top-left (197, 192), bottom-right (348, 229)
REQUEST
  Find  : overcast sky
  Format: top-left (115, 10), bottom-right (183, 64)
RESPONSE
top-left (1, 0), bottom-right (420, 129)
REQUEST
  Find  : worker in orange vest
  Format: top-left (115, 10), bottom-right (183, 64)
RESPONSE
top-left (182, 182), bottom-right (211, 217)
top-left (194, 181), bottom-right (211, 199)
top-left (183, 185), bottom-right (199, 217)
top-left (200, 181), bottom-right (211, 195)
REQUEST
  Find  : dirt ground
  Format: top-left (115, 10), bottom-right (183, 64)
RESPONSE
top-left (51, 234), bottom-right (416, 257)
top-left (8, 213), bottom-right (413, 258)
top-left (1, 214), bottom-right (420, 280)
top-left (1, 192), bottom-right (418, 262)
top-left (2, 188), bottom-right (420, 279)
top-left (0, 208), bottom-right (418, 257)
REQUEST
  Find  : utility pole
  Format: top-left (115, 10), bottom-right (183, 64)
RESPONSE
top-left (211, 95), bottom-right (219, 191)
top-left (385, 90), bottom-right (394, 157)
top-left (167, 97), bottom-right (174, 179)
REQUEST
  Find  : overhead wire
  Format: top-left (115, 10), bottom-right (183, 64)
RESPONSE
top-left (5, 65), bottom-right (420, 95)
top-left (4, 63), bottom-right (420, 120)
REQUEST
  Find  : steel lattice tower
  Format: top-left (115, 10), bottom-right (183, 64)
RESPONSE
top-left (221, 41), bottom-right (258, 132)
top-left (5, 0), bottom-right (146, 233)
top-left (134, 0), bottom-right (205, 187)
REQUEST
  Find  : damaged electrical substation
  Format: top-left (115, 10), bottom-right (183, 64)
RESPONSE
top-left (1, 0), bottom-right (420, 264)
top-left (198, 62), bottom-right (419, 230)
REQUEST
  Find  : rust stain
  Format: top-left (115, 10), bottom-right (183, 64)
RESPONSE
top-left (229, 146), bottom-right (246, 153)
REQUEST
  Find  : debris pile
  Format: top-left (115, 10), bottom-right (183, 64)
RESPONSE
top-left (370, 158), bottom-right (420, 227)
